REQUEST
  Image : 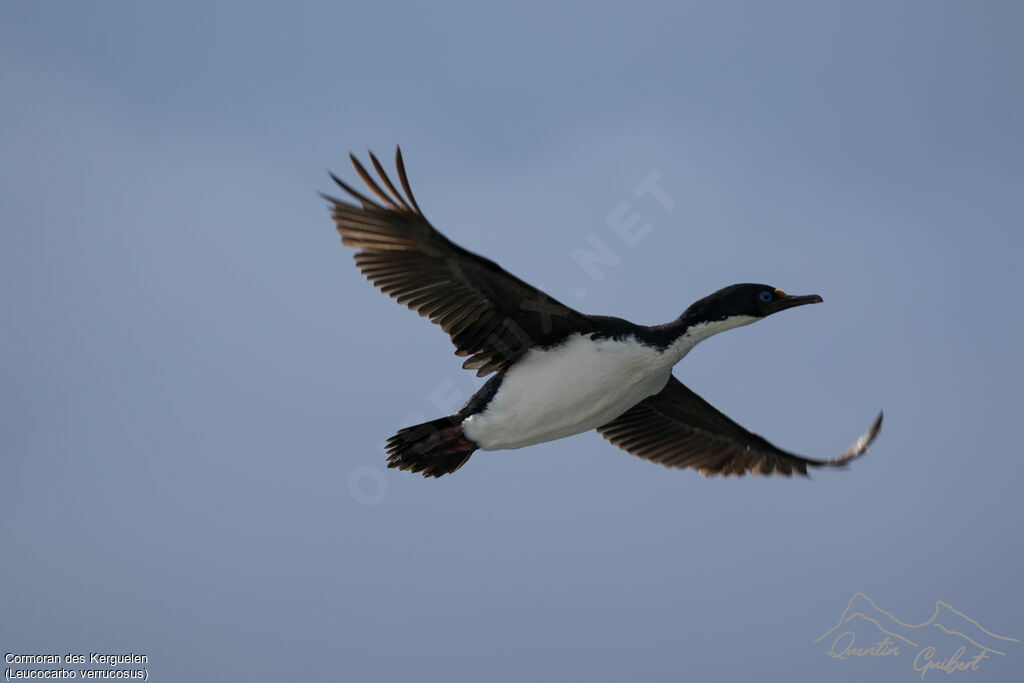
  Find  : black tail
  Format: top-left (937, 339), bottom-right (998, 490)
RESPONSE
top-left (386, 416), bottom-right (477, 478)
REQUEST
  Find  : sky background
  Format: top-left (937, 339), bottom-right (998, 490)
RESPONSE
top-left (2, 2), bottom-right (1022, 681)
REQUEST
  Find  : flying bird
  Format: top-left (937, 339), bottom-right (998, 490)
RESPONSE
top-left (324, 148), bottom-right (882, 478)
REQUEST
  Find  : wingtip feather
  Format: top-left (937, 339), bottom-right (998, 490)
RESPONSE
top-left (394, 146), bottom-right (424, 215)
top-left (823, 410), bottom-right (884, 468)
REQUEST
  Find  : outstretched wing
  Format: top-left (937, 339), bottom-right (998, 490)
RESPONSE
top-left (597, 376), bottom-right (882, 476)
top-left (324, 148), bottom-right (596, 376)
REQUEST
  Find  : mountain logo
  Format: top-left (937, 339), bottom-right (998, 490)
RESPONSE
top-left (815, 592), bottom-right (1018, 678)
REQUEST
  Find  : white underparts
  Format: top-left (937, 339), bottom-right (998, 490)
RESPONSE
top-left (462, 315), bottom-right (757, 451)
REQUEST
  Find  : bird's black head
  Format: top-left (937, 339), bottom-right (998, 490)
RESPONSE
top-left (683, 283), bottom-right (823, 324)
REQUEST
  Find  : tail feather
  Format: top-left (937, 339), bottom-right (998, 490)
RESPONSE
top-left (386, 416), bottom-right (477, 478)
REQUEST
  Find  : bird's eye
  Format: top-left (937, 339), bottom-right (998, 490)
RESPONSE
top-left (759, 291), bottom-right (772, 303)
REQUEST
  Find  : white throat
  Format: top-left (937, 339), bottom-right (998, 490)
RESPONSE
top-left (664, 315), bottom-right (758, 363)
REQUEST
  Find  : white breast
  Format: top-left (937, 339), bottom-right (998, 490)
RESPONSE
top-left (462, 333), bottom-right (677, 451)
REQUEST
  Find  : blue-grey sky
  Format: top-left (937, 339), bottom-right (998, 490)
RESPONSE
top-left (2, 2), bottom-right (1022, 681)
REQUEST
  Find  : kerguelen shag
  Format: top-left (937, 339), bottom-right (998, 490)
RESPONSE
top-left (324, 148), bottom-right (882, 478)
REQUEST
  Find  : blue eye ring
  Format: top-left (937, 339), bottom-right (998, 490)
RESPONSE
top-left (759, 290), bottom-right (772, 303)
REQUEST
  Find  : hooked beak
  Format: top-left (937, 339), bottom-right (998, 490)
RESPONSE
top-left (762, 291), bottom-right (823, 315)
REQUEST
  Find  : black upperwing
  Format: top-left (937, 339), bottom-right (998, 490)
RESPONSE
top-left (597, 376), bottom-right (883, 476)
top-left (324, 148), bottom-right (597, 376)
